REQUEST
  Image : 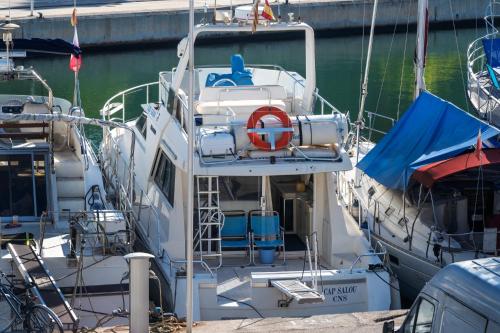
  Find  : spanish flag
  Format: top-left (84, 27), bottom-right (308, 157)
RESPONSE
top-left (262, 0), bottom-right (275, 21)
top-left (69, 8), bottom-right (82, 72)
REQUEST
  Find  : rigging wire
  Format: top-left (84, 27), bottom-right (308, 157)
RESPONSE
top-left (397, 0), bottom-right (413, 120)
top-left (358, 0), bottom-right (367, 112)
top-left (374, 0), bottom-right (404, 116)
top-left (448, 0), bottom-right (470, 113)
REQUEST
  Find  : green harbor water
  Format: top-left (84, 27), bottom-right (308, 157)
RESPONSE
top-left (1, 27), bottom-right (483, 143)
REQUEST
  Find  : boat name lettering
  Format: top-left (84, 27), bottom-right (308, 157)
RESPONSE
top-left (322, 285), bottom-right (359, 303)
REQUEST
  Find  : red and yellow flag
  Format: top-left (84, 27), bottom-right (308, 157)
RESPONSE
top-left (262, 0), bottom-right (275, 21)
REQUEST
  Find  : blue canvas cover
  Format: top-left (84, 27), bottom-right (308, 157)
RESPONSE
top-left (482, 38), bottom-right (500, 68)
top-left (357, 91), bottom-right (500, 190)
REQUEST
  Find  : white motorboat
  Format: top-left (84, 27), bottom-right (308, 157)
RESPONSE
top-left (340, 0), bottom-right (500, 301)
top-left (99, 8), bottom-right (398, 321)
top-left (0, 22), bottom-right (135, 331)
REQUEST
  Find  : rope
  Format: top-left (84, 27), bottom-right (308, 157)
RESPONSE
top-left (448, 0), bottom-right (470, 113)
top-left (150, 316), bottom-right (187, 333)
top-left (217, 294), bottom-right (264, 318)
top-left (374, 0), bottom-right (404, 116)
top-left (373, 268), bottom-right (400, 292)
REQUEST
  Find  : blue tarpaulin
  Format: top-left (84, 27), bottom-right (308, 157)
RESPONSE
top-left (483, 38), bottom-right (500, 67)
top-left (357, 91), bottom-right (500, 190)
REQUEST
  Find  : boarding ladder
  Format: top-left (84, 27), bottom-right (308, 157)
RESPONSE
top-left (271, 234), bottom-right (324, 304)
top-left (195, 176), bottom-right (223, 269)
top-left (8, 243), bottom-right (79, 332)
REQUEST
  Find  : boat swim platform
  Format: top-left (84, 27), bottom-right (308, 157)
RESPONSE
top-left (91, 310), bottom-right (407, 332)
top-left (2, 0), bottom-right (487, 48)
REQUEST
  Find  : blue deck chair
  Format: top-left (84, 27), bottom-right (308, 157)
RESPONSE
top-left (249, 211), bottom-right (285, 264)
top-left (205, 54), bottom-right (254, 87)
top-left (221, 211), bottom-right (252, 265)
top-left (482, 38), bottom-right (500, 90)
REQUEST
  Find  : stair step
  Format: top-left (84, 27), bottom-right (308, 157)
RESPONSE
top-left (198, 206), bottom-right (220, 210)
top-left (58, 197), bottom-right (84, 212)
top-left (57, 177), bottom-right (84, 198)
top-left (201, 253), bottom-right (222, 257)
top-left (54, 151), bottom-right (83, 178)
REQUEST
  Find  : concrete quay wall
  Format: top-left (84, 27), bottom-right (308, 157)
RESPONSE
top-left (7, 0), bottom-right (490, 47)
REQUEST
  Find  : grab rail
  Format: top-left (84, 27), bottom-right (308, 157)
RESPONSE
top-left (349, 241), bottom-right (387, 273)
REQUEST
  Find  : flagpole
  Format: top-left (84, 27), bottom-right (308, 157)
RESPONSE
top-left (186, 0), bottom-right (195, 330)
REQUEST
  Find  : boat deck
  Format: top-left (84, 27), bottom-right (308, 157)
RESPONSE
top-left (198, 252), bottom-right (367, 305)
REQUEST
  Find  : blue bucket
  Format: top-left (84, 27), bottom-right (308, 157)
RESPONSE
top-left (259, 247), bottom-right (276, 264)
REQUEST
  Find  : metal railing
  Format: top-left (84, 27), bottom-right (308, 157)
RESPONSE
top-left (466, 32), bottom-right (500, 123)
top-left (101, 81), bottom-right (159, 123)
top-left (349, 240), bottom-right (387, 273)
top-left (337, 172), bottom-right (500, 265)
top-left (466, 1), bottom-right (500, 124)
top-left (363, 111), bottom-right (396, 142)
top-left (99, 128), bottom-right (163, 257)
top-left (426, 230), bottom-right (500, 263)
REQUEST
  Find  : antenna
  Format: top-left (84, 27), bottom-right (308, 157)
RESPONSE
top-left (1, 22), bottom-right (20, 72)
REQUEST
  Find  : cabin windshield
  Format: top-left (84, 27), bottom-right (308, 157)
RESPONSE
top-left (0, 151), bottom-right (48, 220)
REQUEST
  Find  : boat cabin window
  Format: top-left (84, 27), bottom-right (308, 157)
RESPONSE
top-left (0, 153), bottom-right (48, 219)
top-left (135, 112), bottom-right (148, 139)
top-left (165, 87), bottom-right (183, 124)
top-left (401, 297), bottom-right (435, 333)
top-left (153, 149), bottom-right (176, 207)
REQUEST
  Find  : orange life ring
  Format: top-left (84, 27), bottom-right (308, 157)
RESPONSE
top-left (246, 106), bottom-right (293, 151)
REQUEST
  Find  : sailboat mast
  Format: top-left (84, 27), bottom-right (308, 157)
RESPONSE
top-left (186, 0), bottom-right (195, 330)
top-left (415, 0), bottom-right (428, 98)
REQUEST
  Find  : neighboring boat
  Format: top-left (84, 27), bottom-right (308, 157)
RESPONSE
top-left (0, 23), bottom-right (134, 331)
top-left (340, 0), bottom-right (500, 301)
top-left (98, 8), bottom-right (398, 321)
top-left (467, 0), bottom-right (500, 128)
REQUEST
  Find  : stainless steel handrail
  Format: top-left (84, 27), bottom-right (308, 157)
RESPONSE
top-left (349, 241), bottom-right (387, 273)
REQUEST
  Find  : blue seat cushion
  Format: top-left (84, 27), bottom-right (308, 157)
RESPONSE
top-left (487, 64), bottom-right (500, 90)
top-left (222, 239), bottom-right (250, 248)
top-left (254, 239), bottom-right (284, 248)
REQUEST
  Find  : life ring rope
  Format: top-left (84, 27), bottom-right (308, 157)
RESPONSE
top-left (246, 106), bottom-right (293, 151)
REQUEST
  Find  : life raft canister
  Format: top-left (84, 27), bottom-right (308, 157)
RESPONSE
top-left (246, 106), bottom-right (293, 151)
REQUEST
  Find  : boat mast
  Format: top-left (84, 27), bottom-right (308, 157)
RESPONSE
top-left (186, 0), bottom-right (195, 330)
top-left (355, 0), bottom-right (379, 185)
top-left (415, 0), bottom-right (428, 98)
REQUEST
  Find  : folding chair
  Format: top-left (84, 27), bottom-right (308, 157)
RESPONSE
top-left (249, 210), bottom-right (285, 264)
top-left (221, 211), bottom-right (252, 265)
